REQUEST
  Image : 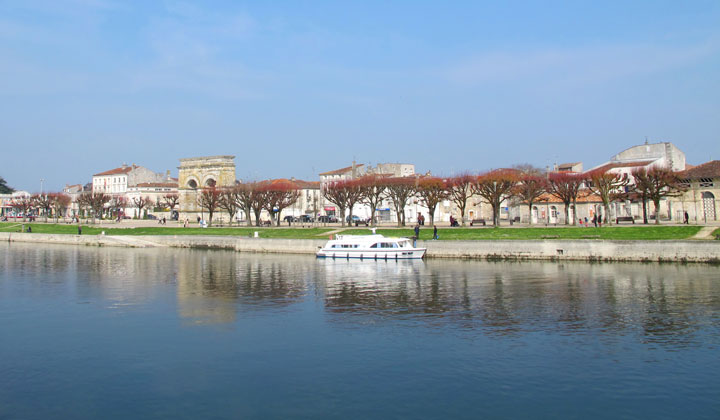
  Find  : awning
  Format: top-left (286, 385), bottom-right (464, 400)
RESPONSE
top-left (324, 206), bottom-right (335, 211)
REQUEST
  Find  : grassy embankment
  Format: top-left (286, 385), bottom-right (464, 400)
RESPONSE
top-left (0, 222), bottom-right (703, 240)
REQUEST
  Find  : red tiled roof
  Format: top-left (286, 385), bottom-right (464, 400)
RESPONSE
top-left (534, 191), bottom-right (603, 204)
top-left (93, 165), bottom-right (136, 176)
top-left (294, 180), bottom-right (320, 189)
top-left (319, 164), bottom-right (364, 176)
top-left (678, 160), bottom-right (720, 179)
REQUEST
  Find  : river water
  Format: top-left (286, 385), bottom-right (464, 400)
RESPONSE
top-left (1, 242), bottom-right (719, 419)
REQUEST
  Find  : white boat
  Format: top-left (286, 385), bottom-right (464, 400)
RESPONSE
top-left (316, 233), bottom-right (426, 260)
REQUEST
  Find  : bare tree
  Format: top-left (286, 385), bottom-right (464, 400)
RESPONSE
top-left (416, 177), bottom-right (449, 226)
top-left (132, 196), bottom-right (150, 219)
top-left (384, 177), bottom-right (417, 227)
top-left (260, 180), bottom-right (301, 226)
top-left (631, 167), bottom-right (686, 224)
top-left (49, 193), bottom-right (71, 223)
top-left (448, 174), bottom-right (475, 226)
top-left (11, 196), bottom-right (33, 221)
top-left (235, 183), bottom-right (262, 226)
top-left (108, 195), bottom-right (127, 221)
top-left (162, 193), bottom-right (179, 213)
top-left (586, 169), bottom-right (629, 224)
top-left (219, 188), bottom-right (239, 226)
top-left (198, 187), bottom-right (222, 226)
top-left (79, 192), bottom-right (111, 223)
top-left (33, 193), bottom-right (52, 222)
top-left (514, 173), bottom-right (548, 225)
top-left (322, 180), bottom-right (359, 227)
top-left (357, 175), bottom-right (387, 227)
top-left (344, 179), bottom-right (364, 226)
top-left (472, 169), bottom-right (518, 227)
top-left (547, 172), bottom-right (586, 225)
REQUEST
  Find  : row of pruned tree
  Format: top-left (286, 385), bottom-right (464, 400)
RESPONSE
top-left (196, 180), bottom-right (301, 227)
top-left (7, 192), bottom-right (181, 223)
top-left (318, 166), bottom-right (686, 227)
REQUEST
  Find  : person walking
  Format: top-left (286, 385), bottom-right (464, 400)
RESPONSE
top-left (592, 214), bottom-right (597, 227)
top-left (433, 225), bottom-right (438, 240)
top-left (684, 211), bottom-right (689, 224)
top-left (77, 221), bottom-right (82, 235)
top-left (414, 224), bottom-right (420, 247)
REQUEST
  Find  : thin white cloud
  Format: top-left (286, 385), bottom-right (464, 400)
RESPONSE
top-left (445, 41), bottom-right (719, 86)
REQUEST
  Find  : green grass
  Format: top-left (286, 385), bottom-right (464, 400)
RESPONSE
top-left (0, 222), bottom-right (334, 239)
top-left (713, 228), bottom-right (720, 240)
top-left (0, 222), bottom-right (703, 240)
top-left (337, 225), bottom-right (703, 240)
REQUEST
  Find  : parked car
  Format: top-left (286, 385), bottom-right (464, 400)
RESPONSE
top-left (298, 215), bottom-right (314, 223)
top-left (146, 214), bottom-right (157, 220)
top-left (283, 215), bottom-right (298, 223)
top-left (346, 215), bottom-right (369, 226)
top-left (318, 215), bottom-right (337, 223)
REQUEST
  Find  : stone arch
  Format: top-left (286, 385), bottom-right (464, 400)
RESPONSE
top-left (204, 178), bottom-right (217, 187)
top-left (187, 178), bottom-right (198, 189)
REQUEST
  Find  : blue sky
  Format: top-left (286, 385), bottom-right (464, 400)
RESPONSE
top-left (1, 0), bottom-right (719, 192)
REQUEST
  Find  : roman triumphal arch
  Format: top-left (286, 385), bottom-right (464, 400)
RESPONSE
top-left (178, 156), bottom-right (236, 221)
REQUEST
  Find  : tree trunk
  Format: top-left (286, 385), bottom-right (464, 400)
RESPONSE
top-left (395, 203), bottom-right (403, 227)
top-left (492, 203), bottom-right (499, 227)
top-left (253, 208), bottom-right (262, 226)
top-left (370, 207), bottom-right (377, 227)
top-left (528, 203), bottom-right (533, 225)
top-left (642, 199), bottom-right (648, 224)
top-left (339, 207), bottom-right (346, 227)
top-left (429, 204), bottom-right (436, 226)
top-left (653, 198), bottom-right (661, 224)
top-left (604, 203), bottom-right (611, 225)
top-left (460, 204), bottom-right (466, 226)
top-left (564, 202), bottom-right (570, 225)
top-left (244, 206), bottom-right (252, 226)
top-left (572, 200), bottom-right (578, 225)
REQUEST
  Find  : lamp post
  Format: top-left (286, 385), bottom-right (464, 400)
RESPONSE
top-left (40, 178), bottom-right (44, 195)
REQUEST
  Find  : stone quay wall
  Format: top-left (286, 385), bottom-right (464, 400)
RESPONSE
top-left (0, 232), bottom-right (720, 263)
top-left (1, 232), bottom-right (718, 263)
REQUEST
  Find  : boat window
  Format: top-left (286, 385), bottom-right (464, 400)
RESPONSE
top-left (370, 243), bottom-right (378, 248)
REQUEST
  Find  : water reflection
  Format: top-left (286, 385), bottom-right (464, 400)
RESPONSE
top-left (1, 242), bottom-right (719, 349)
top-left (175, 252), bottom-right (308, 325)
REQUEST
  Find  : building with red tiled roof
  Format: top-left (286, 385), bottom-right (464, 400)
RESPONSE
top-left (92, 163), bottom-right (174, 195)
top-left (673, 161), bottom-right (719, 223)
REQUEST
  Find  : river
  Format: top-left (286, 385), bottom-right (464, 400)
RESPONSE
top-left (1, 242), bottom-right (719, 419)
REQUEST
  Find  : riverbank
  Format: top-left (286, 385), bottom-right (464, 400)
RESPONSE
top-left (0, 221), bottom-right (706, 240)
top-left (2, 232), bottom-right (718, 263)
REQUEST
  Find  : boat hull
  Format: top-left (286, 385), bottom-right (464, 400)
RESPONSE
top-left (316, 248), bottom-right (426, 260)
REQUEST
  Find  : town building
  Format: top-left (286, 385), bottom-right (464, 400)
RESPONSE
top-left (675, 161), bottom-right (719, 223)
top-left (92, 164), bottom-right (171, 195)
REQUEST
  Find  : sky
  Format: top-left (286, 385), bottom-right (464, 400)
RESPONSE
top-left (1, 0), bottom-right (719, 192)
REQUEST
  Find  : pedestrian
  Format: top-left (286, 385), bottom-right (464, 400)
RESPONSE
top-left (78, 222), bottom-right (82, 235)
top-left (433, 225), bottom-right (438, 240)
top-left (414, 224), bottom-right (420, 247)
top-left (684, 211), bottom-right (689, 224)
top-left (584, 216), bottom-right (589, 227)
top-left (592, 214), bottom-right (597, 227)
top-left (598, 214), bottom-right (603, 227)
top-left (184, 218), bottom-right (189, 228)
top-left (26, 226), bottom-right (31, 233)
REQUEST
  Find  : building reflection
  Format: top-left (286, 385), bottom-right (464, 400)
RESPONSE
top-left (2, 242), bottom-right (718, 347)
top-left (319, 259), bottom-right (720, 348)
top-left (175, 252), bottom-right (309, 325)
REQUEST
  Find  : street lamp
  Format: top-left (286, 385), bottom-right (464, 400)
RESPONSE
top-left (40, 178), bottom-right (44, 195)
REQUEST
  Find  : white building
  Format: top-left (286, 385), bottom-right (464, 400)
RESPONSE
top-left (92, 164), bottom-right (172, 195)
